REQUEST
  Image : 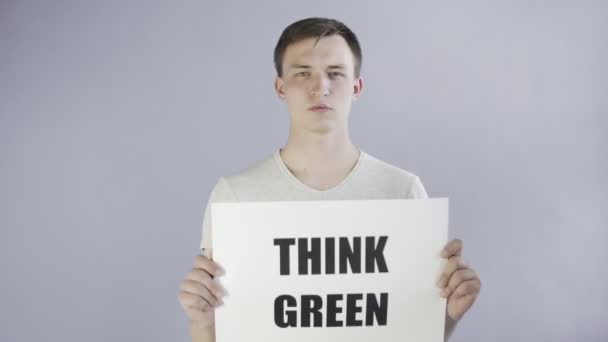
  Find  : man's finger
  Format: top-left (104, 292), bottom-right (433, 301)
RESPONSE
top-left (451, 278), bottom-right (482, 299)
top-left (193, 254), bottom-right (222, 276)
top-left (186, 269), bottom-right (225, 297)
top-left (441, 239), bottom-right (463, 258)
top-left (436, 256), bottom-right (467, 288)
top-left (179, 291), bottom-right (213, 312)
top-left (180, 279), bottom-right (220, 307)
top-left (441, 269), bottom-right (478, 298)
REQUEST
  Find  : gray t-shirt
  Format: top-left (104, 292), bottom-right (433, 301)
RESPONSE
top-left (200, 149), bottom-right (428, 251)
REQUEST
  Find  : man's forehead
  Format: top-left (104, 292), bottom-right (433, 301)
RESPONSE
top-left (283, 36), bottom-right (354, 68)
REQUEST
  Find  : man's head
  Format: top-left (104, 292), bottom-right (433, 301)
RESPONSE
top-left (273, 18), bottom-right (363, 135)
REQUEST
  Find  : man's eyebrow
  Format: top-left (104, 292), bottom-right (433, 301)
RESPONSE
top-left (288, 64), bottom-right (347, 70)
top-left (289, 64), bottom-right (311, 69)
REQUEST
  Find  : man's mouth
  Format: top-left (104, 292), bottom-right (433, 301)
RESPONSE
top-left (308, 104), bottom-right (332, 112)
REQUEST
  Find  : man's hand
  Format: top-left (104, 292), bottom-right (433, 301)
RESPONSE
top-left (436, 239), bottom-right (481, 321)
top-left (178, 254), bottom-right (225, 329)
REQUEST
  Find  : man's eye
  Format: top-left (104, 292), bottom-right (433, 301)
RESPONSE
top-left (296, 72), bottom-right (309, 77)
top-left (329, 72), bottom-right (343, 78)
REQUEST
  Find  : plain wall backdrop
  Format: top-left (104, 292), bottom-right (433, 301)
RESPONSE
top-left (1, 1), bottom-right (606, 341)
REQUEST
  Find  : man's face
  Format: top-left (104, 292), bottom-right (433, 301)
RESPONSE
top-left (275, 35), bottom-right (363, 134)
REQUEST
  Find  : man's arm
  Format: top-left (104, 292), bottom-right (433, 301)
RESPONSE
top-left (189, 321), bottom-right (214, 342)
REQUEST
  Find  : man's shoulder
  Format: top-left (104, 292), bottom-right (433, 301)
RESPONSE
top-left (223, 151), bottom-right (279, 184)
top-left (211, 151), bottom-right (282, 200)
top-left (359, 151), bottom-right (427, 198)
top-left (361, 151), bottom-right (421, 182)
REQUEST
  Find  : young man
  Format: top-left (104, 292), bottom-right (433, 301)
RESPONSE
top-left (178, 17), bottom-right (481, 342)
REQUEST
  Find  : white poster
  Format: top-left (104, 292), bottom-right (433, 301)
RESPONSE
top-left (212, 198), bottom-right (449, 342)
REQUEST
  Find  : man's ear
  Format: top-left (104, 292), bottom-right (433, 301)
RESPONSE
top-left (275, 76), bottom-right (286, 99)
top-left (352, 77), bottom-right (364, 100)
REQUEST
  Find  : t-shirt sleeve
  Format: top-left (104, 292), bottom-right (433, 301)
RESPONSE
top-left (200, 177), bottom-right (237, 252)
top-left (407, 176), bottom-right (429, 199)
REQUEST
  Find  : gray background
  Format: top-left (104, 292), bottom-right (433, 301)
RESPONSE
top-left (1, 1), bottom-right (606, 341)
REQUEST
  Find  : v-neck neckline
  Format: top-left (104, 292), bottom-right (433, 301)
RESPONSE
top-left (273, 148), bottom-right (366, 193)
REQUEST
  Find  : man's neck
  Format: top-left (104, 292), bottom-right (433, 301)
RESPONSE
top-left (279, 128), bottom-right (360, 191)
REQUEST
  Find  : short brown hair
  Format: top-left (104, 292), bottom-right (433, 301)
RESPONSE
top-left (273, 17), bottom-right (363, 78)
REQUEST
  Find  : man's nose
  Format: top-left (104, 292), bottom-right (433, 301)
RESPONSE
top-left (310, 74), bottom-right (330, 97)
